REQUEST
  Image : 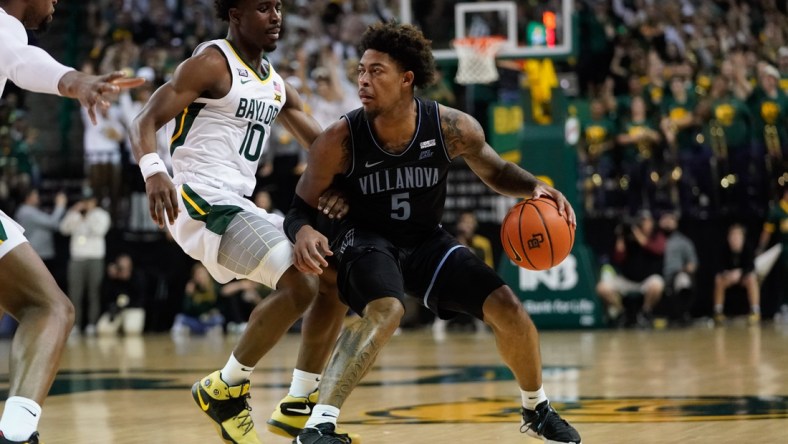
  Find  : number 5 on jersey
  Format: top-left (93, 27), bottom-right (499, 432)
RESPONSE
top-left (391, 192), bottom-right (410, 220)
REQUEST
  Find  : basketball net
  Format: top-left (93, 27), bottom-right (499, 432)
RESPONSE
top-left (452, 36), bottom-right (506, 85)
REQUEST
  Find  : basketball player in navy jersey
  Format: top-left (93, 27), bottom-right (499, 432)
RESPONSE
top-left (285, 22), bottom-right (582, 444)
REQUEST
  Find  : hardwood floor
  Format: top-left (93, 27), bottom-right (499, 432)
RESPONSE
top-left (1, 321), bottom-right (787, 443)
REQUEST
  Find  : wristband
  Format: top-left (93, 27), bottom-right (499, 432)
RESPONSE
top-left (284, 195), bottom-right (319, 242)
top-left (139, 153), bottom-right (168, 181)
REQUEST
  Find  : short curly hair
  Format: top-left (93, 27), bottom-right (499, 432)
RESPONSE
top-left (214, 0), bottom-right (240, 21)
top-left (358, 22), bottom-right (436, 89)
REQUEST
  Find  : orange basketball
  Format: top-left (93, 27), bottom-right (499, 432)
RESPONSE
top-left (500, 197), bottom-right (575, 271)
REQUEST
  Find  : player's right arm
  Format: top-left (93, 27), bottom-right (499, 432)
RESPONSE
top-left (130, 47), bottom-right (232, 227)
top-left (0, 16), bottom-right (142, 124)
top-left (284, 121), bottom-right (351, 274)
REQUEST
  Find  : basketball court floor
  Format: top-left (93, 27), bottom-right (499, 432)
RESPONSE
top-left (2, 319), bottom-right (786, 443)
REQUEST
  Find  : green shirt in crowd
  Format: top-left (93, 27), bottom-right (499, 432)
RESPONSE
top-left (581, 116), bottom-right (617, 162)
top-left (705, 96), bottom-right (753, 151)
top-left (747, 87), bottom-right (788, 149)
top-left (619, 119), bottom-right (658, 163)
top-left (662, 93), bottom-right (697, 152)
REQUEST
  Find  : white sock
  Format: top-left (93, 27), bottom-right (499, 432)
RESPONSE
top-left (304, 404), bottom-right (340, 429)
top-left (522, 386), bottom-right (548, 411)
top-left (289, 369), bottom-right (321, 398)
top-left (714, 304), bottom-right (723, 314)
top-left (220, 353), bottom-right (254, 386)
top-left (751, 305), bottom-right (761, 314)
top-left (0, 396), bottom-right (41, 441)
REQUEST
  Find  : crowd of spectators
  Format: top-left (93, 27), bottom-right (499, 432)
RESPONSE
top-left (575, 0), bottom-right (788, 221)
top-left (573, 0), bottom-right (788, 327)
top-left (1, 0), bottom-right (787, 334)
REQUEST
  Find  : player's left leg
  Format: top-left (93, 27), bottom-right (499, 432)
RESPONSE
top-left (481, 287), bottom-right (581, 443)
top-left (0, 240), bottom-right (75, 444)
top-left (422, 232), bottom-right (581, 444)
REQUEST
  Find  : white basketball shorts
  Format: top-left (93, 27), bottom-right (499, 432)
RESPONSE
top-left (0, 210), bottom-right (27, 261)
top-left (167, 182), bottom-right (293, 288)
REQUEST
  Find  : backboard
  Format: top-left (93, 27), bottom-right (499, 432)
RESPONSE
top-left (398, 0), bottom-right (574, 60)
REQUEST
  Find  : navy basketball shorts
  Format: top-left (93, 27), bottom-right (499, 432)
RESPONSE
top-left (333, 226), bottom-right (505, 320)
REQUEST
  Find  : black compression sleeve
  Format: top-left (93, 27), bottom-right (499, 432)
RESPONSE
top-left (284, 194), bottom-right (319, 243)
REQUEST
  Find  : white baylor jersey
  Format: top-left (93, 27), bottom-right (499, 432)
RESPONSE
top-left (170, 39), bottom-right (287, 197)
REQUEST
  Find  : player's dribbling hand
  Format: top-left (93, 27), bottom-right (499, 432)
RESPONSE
top-left (145, 173), bottom-right (179, 228)
top-left (318, 188), bottom-right (349, 219)
top-left (293, 226), bottom-right (333, 274)
top-left (533, 184), bottom-right (576, 227)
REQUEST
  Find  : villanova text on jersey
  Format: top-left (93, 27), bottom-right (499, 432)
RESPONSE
top-left (357, 166), bottom-right (441, 195)
top-left (343, 99), bottom-right (452, 247)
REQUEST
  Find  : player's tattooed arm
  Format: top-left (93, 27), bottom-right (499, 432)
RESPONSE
top-left (440, 105), bottom-right (539, 198)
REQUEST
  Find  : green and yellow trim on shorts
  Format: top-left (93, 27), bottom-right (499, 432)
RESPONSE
top-left (180, 184), bottom-right (243, 235)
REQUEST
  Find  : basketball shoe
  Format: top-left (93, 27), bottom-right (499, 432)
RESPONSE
top-left (521, 400), bottom-right (581, 444)
top-left (0, 432), bottom-right (40, 444)
top-left (268, 391), bottom-right (360, 443)
top-left (192, 370), bottom-right (261, 444)
top-left (293, 423), bottom-right (351, 444)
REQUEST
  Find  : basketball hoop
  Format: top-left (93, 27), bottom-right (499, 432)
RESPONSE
top-left (452, 36), bottom-right (506, 85)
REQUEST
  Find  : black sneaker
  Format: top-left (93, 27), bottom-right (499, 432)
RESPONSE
top-left (521, 401), bottom-right (581, 444)
top-left (294, 423), bottom-right (352, 444)
top-left (0, 432), bottom-right (40, 444)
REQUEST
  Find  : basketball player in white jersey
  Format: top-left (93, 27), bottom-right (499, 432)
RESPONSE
top-left (130, 1), bottom-right (355, 443)
top-left (0, 1), bottom-right (143, 443)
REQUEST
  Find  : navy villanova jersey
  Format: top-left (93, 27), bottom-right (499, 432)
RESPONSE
top-left (341, 98), bottom-right (451, 247)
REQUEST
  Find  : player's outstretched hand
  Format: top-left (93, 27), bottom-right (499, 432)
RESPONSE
top-left (533, 183), bottom-right (576, 228)
top-left (61, 70), bottom-right (145, 125)
top-left (318, 188), bottom-right (349, 219)
top-left (145, 173), bottom-right (179, 228)
top-left (293, 225), bottom-right (333, 275)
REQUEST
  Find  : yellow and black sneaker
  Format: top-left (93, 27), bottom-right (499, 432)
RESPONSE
top-left (0, 431), bottom-right (40, 444)
top-left (267, 391), bottom-right (361, 443)
top-left (192, 370), bottom-right (261, 444)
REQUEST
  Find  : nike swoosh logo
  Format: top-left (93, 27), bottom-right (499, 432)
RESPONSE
top-left (241, 367), bottom-right (253, 372)
top-left (21, 406), bottom-right (37, 417)
top-left (287, 406), bottom-right (312, 415)
top-left (365, 160), bottom-right (384, 168)
top-left (321, 412), bottom-right (337, 417)
top-left (197, 388), bottom-right (210, 411)
top-left (240, 79), bottom-right (253, 84)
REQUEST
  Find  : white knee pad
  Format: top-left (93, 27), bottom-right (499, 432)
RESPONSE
top-left (218, 212), bottom-right (293, 288)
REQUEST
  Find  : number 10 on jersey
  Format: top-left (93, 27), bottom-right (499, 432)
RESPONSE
top-left (239, 122), bottom-right (266, 162)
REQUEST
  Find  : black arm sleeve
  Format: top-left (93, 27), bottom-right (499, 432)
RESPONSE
top-left (284, 194), bottom-right (319, 243)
